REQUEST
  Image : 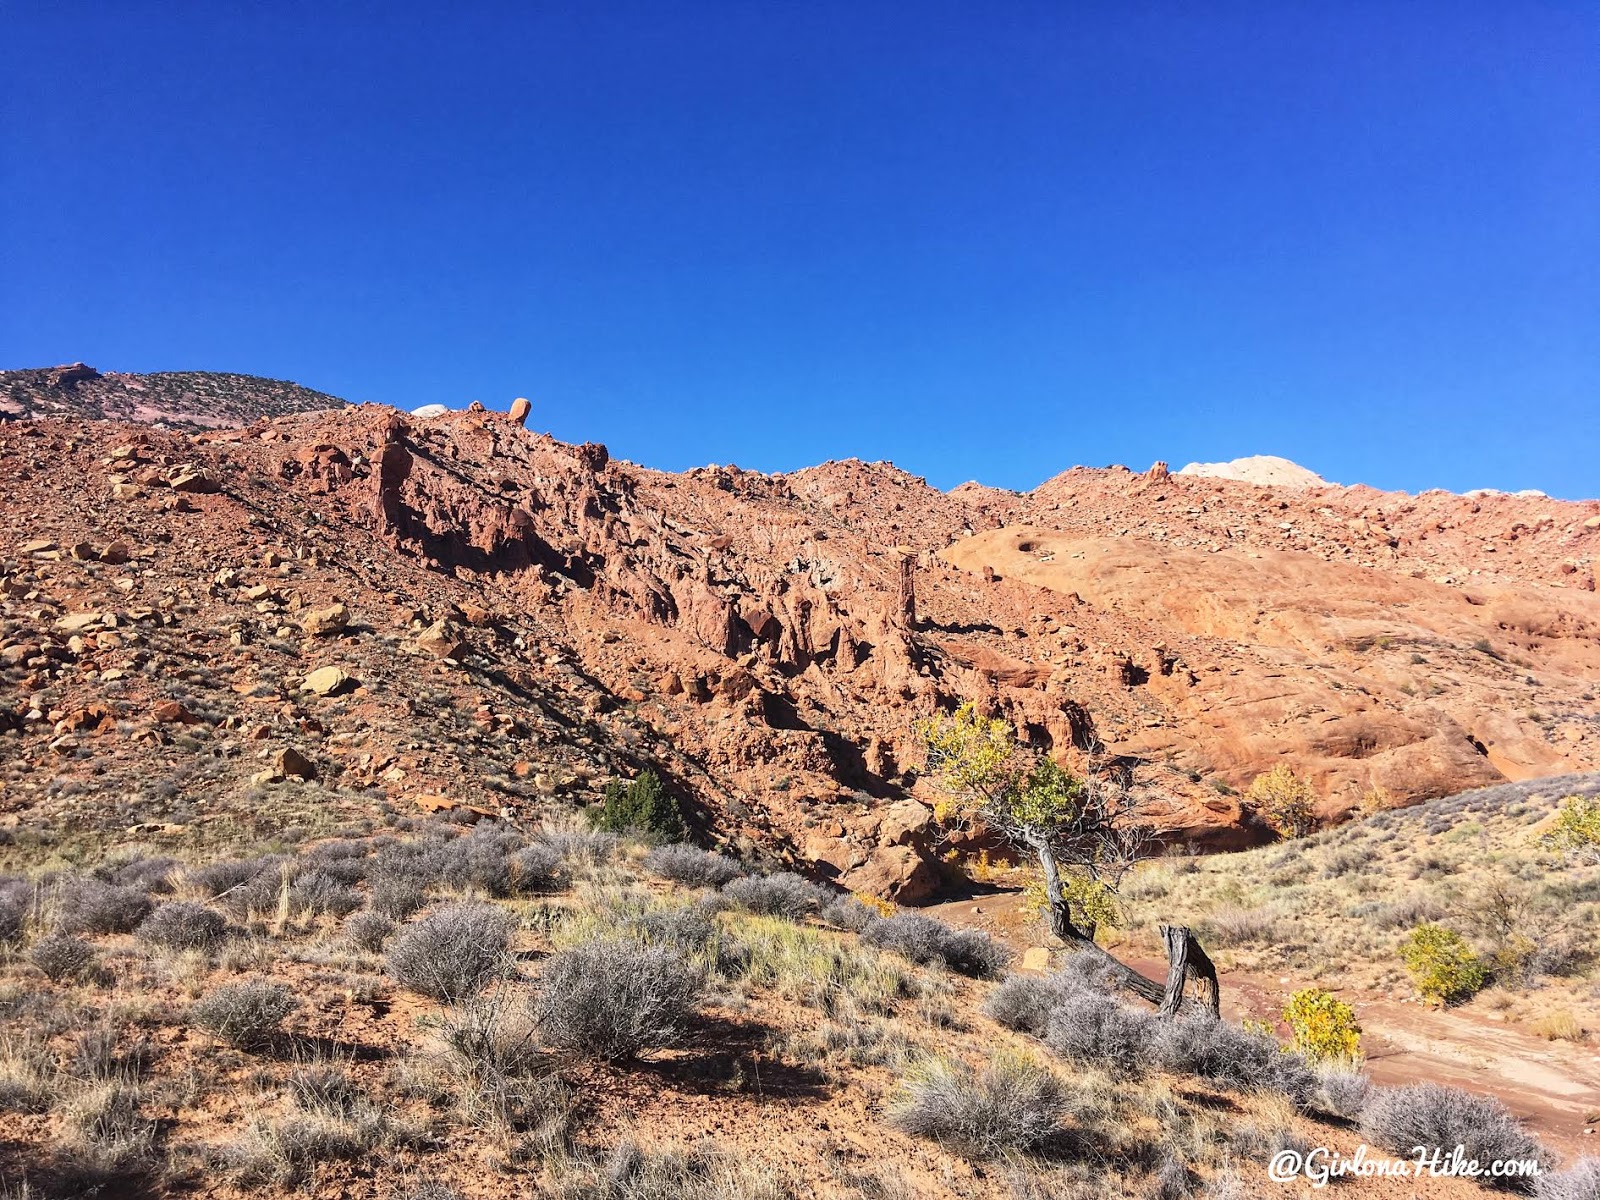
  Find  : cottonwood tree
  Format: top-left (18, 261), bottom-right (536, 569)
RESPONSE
top-left (918, 702), bottom-right (1218, 1014)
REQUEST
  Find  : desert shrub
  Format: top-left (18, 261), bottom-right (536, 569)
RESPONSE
top-left (1312, 1063), bottom-right (1371, 1121)
top-left (186, 856), bottom-right (276, 900)
top-left (535, 939), bottom-right (700, 1060)
top-left (94, 855), bottom-right (179, 893)
top-left (1042, 987), bottom-right (1155, 1074)
top-left (889, 1051), bottom-right (1069, 1159)
top-left (551, 830), bottom-right (623, 865)
top-left (386, 903), bottom-right (514, 1001)
top-left (721, 872), bottom-right (827, 919)
top-left (191, 980), bottom-right (297, 1050)
top-left (633, 905), bottom-right (715, 954)
top-left (137, 901), bottom-right (231, 951)
top-left (634, 903), bottom-right (749, 977)
top-left (435, 832), bottom-right (516, 897)
top-left (1534, 1157), bottom-right (1600, 1200)
top-left (288, 868), bottom-right (362, 918)
top-left (1546, 795), bottom-right (1600, 859)
top-left (821, 895), bottom-right (882, 932)
top-left (29, 931), bottom-right (98, 981)
top-left (1400, 923), bottom-right (1487, 1004)
top-left (1150, 1013), bottom-right (1317, 1105)
top-left (0, 877), bottom-right (33, 942)
top-left (1360, 1084), bottom-right (1544, 1185)
top-left (1282, 988), bottom-right (1361, 1062)
top-left (592, 769), bottom-right (684, 839)
top-left (862, 913), bottom-right (1011, 979)
top-left (342, 910), bottom-right (396, 953)
top-left (1246, 765), bottom-right (1318, 838)
top-left (509, 843), bottom-right (570, 894)
top-left (982, 973), bottom-right (1070, 1037)
top-left (369, 876), bottom-right (428, 919)
top-left (1369, 893), bottom-right (1445, 930)
top-left (55, 878), bottom-right (154, 935)
top-left (644, 844), bottom-right (743, 887)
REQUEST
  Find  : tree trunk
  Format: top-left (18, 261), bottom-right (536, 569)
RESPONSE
top-left (1157, 924), bottom-right (1221, 1018)
top-left (1032, 843), bottom-right (1219, 1014)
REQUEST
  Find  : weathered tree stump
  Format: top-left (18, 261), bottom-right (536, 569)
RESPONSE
top-left (1157, 924), bottom-right (1221, 1018)
top-left (1046, 897), bottom-right (1220, 1015)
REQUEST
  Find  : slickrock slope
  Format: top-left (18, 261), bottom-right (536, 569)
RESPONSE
top-left (2, 380), bottom-right (1598, 899)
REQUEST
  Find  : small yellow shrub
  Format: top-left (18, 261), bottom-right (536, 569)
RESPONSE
top-left (852, 891), bottom-right (896, 918)
top-left (1282, 988), bottom-right (1362, 1062)
top-left (1018, 873), bottom-right (1122, 933)
top-left (1247, 765), bottom-right (1318, 838)
top-left (1400, 923), bottom-right (1486, 1005)
top-left (1546, 794), bottom-right (1600, 856)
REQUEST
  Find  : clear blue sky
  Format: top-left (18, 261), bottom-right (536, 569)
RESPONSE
top-left (3, 3), bottom-right (1596, 497)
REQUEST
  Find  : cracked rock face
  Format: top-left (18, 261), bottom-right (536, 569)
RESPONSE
top-left (2, 382), bottom-right (1598, 895)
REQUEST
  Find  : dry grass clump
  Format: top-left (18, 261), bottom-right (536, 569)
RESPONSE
top-left (427, 995), bottom-right (574, 1139)
top-left (734, 915), bottom-right (910, 1014)
top-left (385, 902), bottom-right (515, 1001)
top-left (1526, 1010), bottom-right (1584, 1041)
top-left (889, 1051), bottom-right (1070, 1159)
top-left (341, 909), bottom-right (396, 952)
top-left (549, 1139), bottom-right (803, 1200)
top-left (535, 938), bottom-right (701, 1061)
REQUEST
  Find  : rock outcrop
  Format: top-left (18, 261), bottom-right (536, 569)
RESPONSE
top-left (2, 388), bottom-right (1598, 898)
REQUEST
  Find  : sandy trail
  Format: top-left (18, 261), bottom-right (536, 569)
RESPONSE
top-left (926, 890), bottom-right (1600, 1156)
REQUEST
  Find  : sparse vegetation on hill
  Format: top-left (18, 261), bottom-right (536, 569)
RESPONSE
top-left (8, 806), bottom-right (1563, 1198)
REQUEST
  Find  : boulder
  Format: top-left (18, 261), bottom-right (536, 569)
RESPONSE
top-left (300, 603), bottom-right (349, 638)
top-left (840, 845), bottom-right (940, 904)
top-left (416, 619), bottom-right (466, 659)
top-left (877, 798), bottom-right (934, 848)
top-left (301, 666), bottom-right (352, 696)
top-left (168, 468), bottom-right (222, 494)
top-left (274, 747), bottom-right (317, 781)
top-left (152, 700), bottom-right (201, 725)
top-left (509, 396), bottom-right (532, 426)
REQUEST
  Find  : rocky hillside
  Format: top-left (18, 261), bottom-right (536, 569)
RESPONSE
top-left (0, 364), bottom-right (344, 429)
top-left (2, 384), bottom-right (1598, 900)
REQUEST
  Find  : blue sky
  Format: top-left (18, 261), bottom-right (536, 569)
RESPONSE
top-left (3, 2), bottom-right (1596, 497)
